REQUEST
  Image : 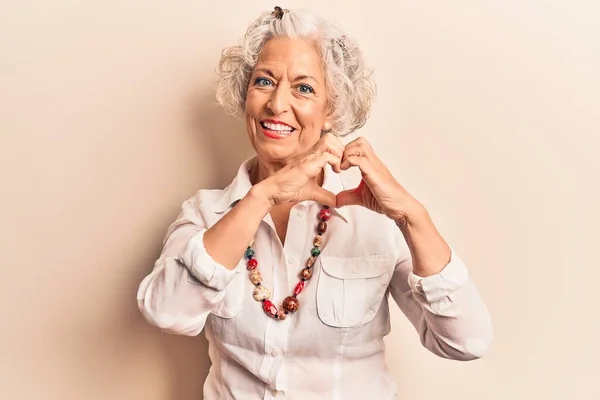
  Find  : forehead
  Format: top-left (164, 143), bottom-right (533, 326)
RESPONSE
top-left (255, 37), bottom-right (324, 80)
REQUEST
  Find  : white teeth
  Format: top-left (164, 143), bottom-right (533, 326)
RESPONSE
top-left (263, 122), bottom-right (293, 132)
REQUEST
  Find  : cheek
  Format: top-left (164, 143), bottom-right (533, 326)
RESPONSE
top-left (244, 94), bottom-right (258, 134)
top-left (296, 102), bottom-right (327, 128)
top-left (245, 91), bottom-right (264, 115)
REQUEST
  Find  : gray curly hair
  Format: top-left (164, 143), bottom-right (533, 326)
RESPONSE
top-left (215, 8), bottom-right (376, 136)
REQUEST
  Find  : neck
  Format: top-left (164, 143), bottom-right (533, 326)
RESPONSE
top-left (248, 157), bottom-right (282, 184)
top-left (249, 156), bottom-right (325, 188)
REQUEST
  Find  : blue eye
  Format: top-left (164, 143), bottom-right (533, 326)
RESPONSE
top-left (297, 84), bottom-right (314, 94)
top-left (255, 77), bottom-right (273, 87)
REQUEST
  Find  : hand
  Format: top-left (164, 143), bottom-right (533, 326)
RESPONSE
top-left (336, 137), bottom-right (423, 223)
top-left (260, 133), bottom-right (345, 208)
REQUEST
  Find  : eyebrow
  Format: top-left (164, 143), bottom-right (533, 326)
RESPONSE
top-left (294, 74), bottom-right (319, 84)
top-left (253, 68), bottom-right (320, 84)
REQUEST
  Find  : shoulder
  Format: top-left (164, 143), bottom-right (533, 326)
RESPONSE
top-left (171, 187), bottom-right (229, 228)
top-left (186, 187), bottom-right (228, 209)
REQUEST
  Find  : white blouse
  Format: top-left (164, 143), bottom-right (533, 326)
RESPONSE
top-left (137, 158), bottom-right (493, 400)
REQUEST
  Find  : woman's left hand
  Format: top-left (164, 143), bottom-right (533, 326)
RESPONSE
top-left (336, 137), bottom-right (424, 224)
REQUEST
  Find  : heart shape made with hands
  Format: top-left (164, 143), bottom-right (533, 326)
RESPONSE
top-left (329, 136), bottom-right (412, 220)
top-left (285, 134), bottom-right (412, 222)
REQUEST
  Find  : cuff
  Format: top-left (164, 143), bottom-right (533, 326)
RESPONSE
top-left (407, 247), bottom-right (469, 303)
top-left (176, 229), bottom-right (238, 291)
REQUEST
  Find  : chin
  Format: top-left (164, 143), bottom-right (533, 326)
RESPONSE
top-left (251, 133), bottom-right (296, 158)
top-left (255, 147), bottom-right (297, 165)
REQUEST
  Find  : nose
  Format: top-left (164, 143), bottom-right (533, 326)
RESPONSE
top-left (267, 84), bottom-right (291, 115)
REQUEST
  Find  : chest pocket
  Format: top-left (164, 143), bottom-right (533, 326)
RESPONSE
top-left (316, 254), bottom-right (392, 328)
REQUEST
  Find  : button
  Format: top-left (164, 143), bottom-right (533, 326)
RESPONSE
top-left (296, 210), bottom-right (304, 217)
top-left (272, 389), bottom-right (279, 396)
top-left (351, 266), bottom-right (359, 274)
top-left (288, 258), bottom-right (297, 264)
top-left (271, 349), bottom-right (280, 357)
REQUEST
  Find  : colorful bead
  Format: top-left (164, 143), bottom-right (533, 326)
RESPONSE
top-left (300, 268), bottom-right (313, 280)
top-left (246, 258), bottom-right (258, 270)
top-left (263, 300), bottom-right (278, 316)
top-left (246, 206), bottom-right (328, 321)
top-left (317, 221), bottom-right (327, 234)
top-left (282, 296), bottom-right (300, 313)
top-left (250, 270), bottom-right (262, 285)
top-left (253, 285), bottom-right (271, 301)
top-left (294, 281), bottom-right (305, 295)
top-left (313, 235), bottom-right (323, 247)
top-left (318, 209), bottom-right (331, 221)
top-left (276, 310), bottom-right (287, 320)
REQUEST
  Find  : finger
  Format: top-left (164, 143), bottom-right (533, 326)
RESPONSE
top-left (327, 150), bottom-right (343, 173)
top-left (340, 155), bottom-right (367, 171)
top-left (319, 137), bottom-right (344, 173)
top-left (322, 131), bottom-right (346, 152)
top-left (323, 148), bottom-right (343, 173)
top-left (300, 151), bottom-right (340, 179)
top-left (343, 140), bottom-right (375, 166)
top-left (342, 143), bottom-right (363, 156)
top-left (344, 136), bottom-right (372, 155)
top-left (336, 185), bottom-right (363, 208)
top-left (315, 150), bottom-right (342, 174)
top-left (308, 186), bottom-right (337, 208)
top-left (344, 136), bottom-right (370, 147)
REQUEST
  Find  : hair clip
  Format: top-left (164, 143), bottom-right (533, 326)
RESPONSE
top-left (335, 35), bottom-right (348, 53)
top-left (272, 6), bottom-right (288, 19)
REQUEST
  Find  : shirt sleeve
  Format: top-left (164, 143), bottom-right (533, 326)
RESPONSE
top-left (176, 228), bottom-right (238, 291)
top-left (388, 235), bottom-right (493, 361)
top-left (136, 195), bottom-right (239, 336)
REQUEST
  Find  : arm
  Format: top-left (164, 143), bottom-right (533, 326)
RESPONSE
top-left (335, 136), bottom-right (492, 360)
top-left (136, 185), bottom-right (272, 336)
top-left (388, 206), bottom-right (493, 360)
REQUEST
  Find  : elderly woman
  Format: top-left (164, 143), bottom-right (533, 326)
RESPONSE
top-left (137, 6), bottom-right (492, 400)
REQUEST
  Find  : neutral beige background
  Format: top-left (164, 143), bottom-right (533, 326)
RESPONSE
top-left (1, 0), bottom-right (598, 399)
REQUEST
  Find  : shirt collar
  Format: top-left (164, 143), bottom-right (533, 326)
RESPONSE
top-left (212, 157), bottom-right (350, 223)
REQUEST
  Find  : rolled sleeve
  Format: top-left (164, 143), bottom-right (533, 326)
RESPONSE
top-left (176, 228), bottom-right (238, 291)
top-left (407, 248), bottom-right (469, 303)
top-left (392, 243), bottom-right (493, 360)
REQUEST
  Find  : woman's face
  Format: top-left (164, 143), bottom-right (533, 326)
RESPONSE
top-left (245, 37), bottom-right (330, 166)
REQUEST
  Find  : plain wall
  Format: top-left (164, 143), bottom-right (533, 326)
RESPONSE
top-left (1, 1), bottom-right (598, 399)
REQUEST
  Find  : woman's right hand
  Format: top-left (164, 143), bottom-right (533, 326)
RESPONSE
top-left (258, 133), bottom-right (345, 208)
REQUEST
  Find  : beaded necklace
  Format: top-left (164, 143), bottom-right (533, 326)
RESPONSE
top-left (244, 205), bottom-right (332, 320)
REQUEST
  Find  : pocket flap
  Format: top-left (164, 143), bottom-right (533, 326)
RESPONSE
top-left (320, 254), bottom-right (391, 279)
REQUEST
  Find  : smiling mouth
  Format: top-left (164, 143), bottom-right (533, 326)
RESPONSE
top-left (260, 121), bottom-right (296, 137)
